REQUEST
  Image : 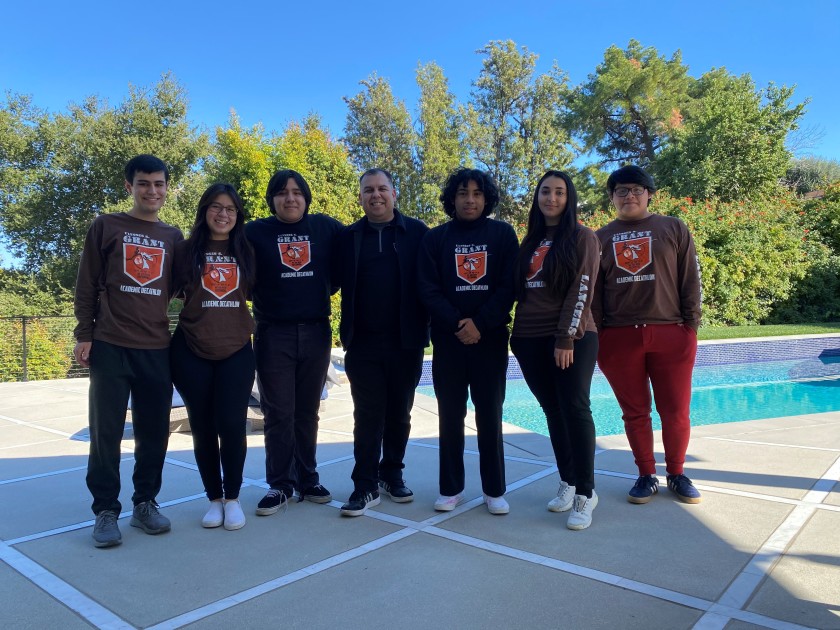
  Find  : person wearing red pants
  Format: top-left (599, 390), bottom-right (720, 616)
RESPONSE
top-left (592, 165), bottom-right (703, 505)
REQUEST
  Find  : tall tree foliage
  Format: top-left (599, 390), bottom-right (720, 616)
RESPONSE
top-left (465, 40), bottom-right (574, 222)
top-left (415, 62), bottom-right (466, 224)
top-left (0, 74), bottom-right (209, 286)
top-left (343, 75), bottom-right (418, 214)
top-left (656, 70), bottom-right (805, 202)
top-left (569, 39), bottom-right (691, 168)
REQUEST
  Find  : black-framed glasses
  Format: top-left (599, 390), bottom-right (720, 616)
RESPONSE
top-left (613, 187), bottom-right (647, 198)
top-left (207, 203), bottom-right (237, 215)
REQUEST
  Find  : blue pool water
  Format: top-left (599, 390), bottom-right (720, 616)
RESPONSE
top-left (416, 357), bottom-right (840, 437)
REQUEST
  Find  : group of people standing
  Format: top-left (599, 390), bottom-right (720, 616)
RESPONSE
top-left (74, 154), bottom-right (702, 549)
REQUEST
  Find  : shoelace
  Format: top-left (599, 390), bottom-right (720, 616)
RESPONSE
top-left (97, 511), bottom-right (118, 527)
top-left (265, 489), bottom-right (289, 513)
top-left (137, 501), bottom-right (161, 517)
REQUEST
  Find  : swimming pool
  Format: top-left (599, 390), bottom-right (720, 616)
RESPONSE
top-left (415, 356), bottom-right (840, 437)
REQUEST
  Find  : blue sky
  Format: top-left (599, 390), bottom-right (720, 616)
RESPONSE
top-left (2, 0), bottom-right (839, 266)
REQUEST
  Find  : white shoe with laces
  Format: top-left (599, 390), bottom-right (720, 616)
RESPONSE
top-left (566, 492), bottom-right (598, 530)
top-left (223, 499), bottom-right (246, 530)
top-left (547, 480), bottom-right (576, 512)
top-left (202, 501), bottom-right (224, 528)
top-left (484, 494), bottom-right (509, 515)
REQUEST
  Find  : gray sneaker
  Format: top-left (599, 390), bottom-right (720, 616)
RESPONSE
top-left (130, 501), bottom-right (171, 535)
top-left (92, 510), bottom-right (122, 548)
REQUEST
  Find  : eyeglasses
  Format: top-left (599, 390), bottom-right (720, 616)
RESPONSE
top-left (613, 187), bottom-right (647, 198)
top-left (207, 203), bottom-right (237, 215)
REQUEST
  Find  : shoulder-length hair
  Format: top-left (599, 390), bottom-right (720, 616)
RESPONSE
top-left (515, 170), bottom-right (580, 300)
top-left (439, 168), bottom-right (500, 219)
top-left (181, 183), bottom-right (255, 291)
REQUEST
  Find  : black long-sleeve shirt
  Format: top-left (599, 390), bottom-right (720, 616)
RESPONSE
top-left (245, 213), bottom-right (343, 324)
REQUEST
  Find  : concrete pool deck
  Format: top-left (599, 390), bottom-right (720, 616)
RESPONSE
top-left (0, 377), bottom-right (838, 629)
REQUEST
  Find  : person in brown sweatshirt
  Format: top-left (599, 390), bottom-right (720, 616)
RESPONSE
top-left (73, 154), bottom-right (183, 548)
top-left (170, 183), bottom-right (255, 531)
top-left (511, 170), bottom-right (601, 530)
top-left (592, 165), bottom-right (703, 505)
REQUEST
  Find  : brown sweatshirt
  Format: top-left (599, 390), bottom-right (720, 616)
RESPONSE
top-left (592, 214), bottom-right (702, 331)
top-left (172, 239), bottom-right (254, 360)
top-left (74, 212), bottom-right (183, 349)
top-left (512, 225), bottom-right (600, 349)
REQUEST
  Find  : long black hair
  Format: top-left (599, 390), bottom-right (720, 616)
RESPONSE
top-left (515, 170), bottom-right (580, 301)
top-left (182, 183), bottom-right (255, 291)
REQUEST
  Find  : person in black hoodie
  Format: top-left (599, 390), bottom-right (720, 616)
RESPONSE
top-left (337, 168), bottom-right (430, 517)
top-left (245, 170), bottom-right (343, 516)
top-left (417, 168), bottom-right (519, 515)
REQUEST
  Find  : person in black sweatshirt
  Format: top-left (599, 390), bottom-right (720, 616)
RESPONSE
top-left (337, 168), bottom-right (430, 517)
top-left (417, 168), bottom-right (519, 515)
top-left (245, 170), bottom-right (342, 516)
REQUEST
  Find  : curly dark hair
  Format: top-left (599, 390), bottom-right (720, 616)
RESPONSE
top-left (439, 168), bottom-right (500, 219)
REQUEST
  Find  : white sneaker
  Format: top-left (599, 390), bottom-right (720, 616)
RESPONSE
top-left (434, 493), bottom-right (464, 512)
top-left (223, 499), bottom-right (246, 531)
top-left (484, 494), bottom-right (509, 515)
top-left (566, 492), bottom-right (598, 530)
top-left (202, 501), bottom-right (224, 528)
top-left (547, 481), bottom-right (576, 512)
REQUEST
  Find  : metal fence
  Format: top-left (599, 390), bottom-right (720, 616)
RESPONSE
top-left (0, 315), bottom-right (180, 383)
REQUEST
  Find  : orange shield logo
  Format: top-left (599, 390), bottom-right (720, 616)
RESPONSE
top-left (456, 251), bottom-right (487, 284)
top-left (279, 241), bottom-right (311, 271)
top-left (613, 237), bottom-right (651, 274)
top-left (123, 244), bottom-right (165, 286)
top-left (527, 244), bottom-right (550, 280)
top-left (202, 263), bottom-right (240, 299)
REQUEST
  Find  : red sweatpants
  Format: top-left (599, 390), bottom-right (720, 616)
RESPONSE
top-left (597, 323), bottom-right (697, 476)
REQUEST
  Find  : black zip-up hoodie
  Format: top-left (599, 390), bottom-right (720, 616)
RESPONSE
top-left (338, 209), bottom-right (430, 350)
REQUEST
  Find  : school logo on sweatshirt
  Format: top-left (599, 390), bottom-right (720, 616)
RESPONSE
top-left (613, 237), bottom-right (651, 275)
top-left (123, 244), bottom-right (165, 286)
top-left (527, 241), bottom-right (551, 281)
top-left (455, 251), bottom-right (487, 284)
top-left (202, 262), bottom-right (239, 299)
top-left (278, 240), bottom-right (311, 271)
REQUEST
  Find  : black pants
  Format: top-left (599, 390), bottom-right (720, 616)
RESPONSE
top-left (345, 342), bottom-right (424, 493)
top-left (170, 328), bottom-right (255, 501)
top-left (86, 339), bottom-right (172, 514)
top-left (254, 321), bottom-right (331, 494)
top-left (510, 332), bottom-right (598, 497)
top-left (432, 328), bottom-right (508, 497)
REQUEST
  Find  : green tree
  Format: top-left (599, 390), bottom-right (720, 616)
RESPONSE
top-left (569, 39), bottom-right (692, 168)
top-left (656, 70), bottom-right (805, 202)
top-left (343, 75), bottom-right (418, 215)
top-left (415, 62), bottom-right (466, 225)
top-left (465, 40), bottom-right (574, 223)
top-left (273, 114), bottom-right (361, 224)
top-left (205, 113), bottom-right (274, 220)
top-left (0, 74), bottom-right (209, 287)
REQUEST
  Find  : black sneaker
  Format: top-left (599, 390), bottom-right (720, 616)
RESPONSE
top-left (378, 480), bottom-right (414, 503)
top-left (340, 490), bottom-right (380, 517)
top-left (667, 474), bottom-right (702, 504)
top-left (628, 475), bottom-right (659, 504)
top-left (130, 501), bottom-right (171, 534)
top-left (92, 510), bottom-right (122, 548)
top-left (300, 484), bottom-right (332, 504)
top-left (256, 489), bottom-right (288, 515)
